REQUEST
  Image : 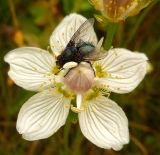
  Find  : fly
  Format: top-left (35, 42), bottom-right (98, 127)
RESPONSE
top-left (56, 18), bottom-right (107, 69)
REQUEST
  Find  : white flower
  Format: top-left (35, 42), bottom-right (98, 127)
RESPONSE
top-left (4, 13), bottom-right (148, 150)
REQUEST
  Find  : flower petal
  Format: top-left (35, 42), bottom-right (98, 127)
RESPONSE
top-left (16, 89), bottom-right (70, 140)
top-left (94, 48), bottom-right (148, 93)
top-left (50, 13), bottom-right (97, 56)
top-left (4, 47), bottom-right (56, 91)
top-left (79, 95), bottom-right (129, 150)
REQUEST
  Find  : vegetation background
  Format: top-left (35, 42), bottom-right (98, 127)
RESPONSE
top-left (0, 0), bottom-right (160, 155)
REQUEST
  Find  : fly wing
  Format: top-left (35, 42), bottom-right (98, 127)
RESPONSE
top-left (67, 18), bottom-right (95, 47)
top-left (84, 49), bottom-right (108, 61)
top-left (84, 37), bottom-right (108, 61)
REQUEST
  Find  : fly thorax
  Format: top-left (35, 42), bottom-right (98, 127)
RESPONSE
top-left (56, 46), bottom-right (77, 67)
top-left (63, 47), bottom-right (77, 61)
top-left (63, 62), bottom-right (95, 93)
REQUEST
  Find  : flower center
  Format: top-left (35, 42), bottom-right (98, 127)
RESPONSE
top-left (55, 82), bottom-right (74, 99)
top-left (94, 64), bottom-right (110, 78)
top-left (63, 62), bottom-right (95, 93)
top-left (70, 85), bottom-right (111, 113)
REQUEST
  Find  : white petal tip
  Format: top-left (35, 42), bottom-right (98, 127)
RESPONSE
top-left (4, 51), bottom-right (14, 63)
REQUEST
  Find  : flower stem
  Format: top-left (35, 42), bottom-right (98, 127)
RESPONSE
top-left (8, 0), bottom-right (19, 28)
top-left (124, 0), bottom-right (158, 47)
top-left (104, 22), bottom-right (118, 50)
top-left (63, 119), bottom-right (71, 155)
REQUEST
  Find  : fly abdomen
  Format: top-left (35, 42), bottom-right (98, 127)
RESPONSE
top-left (79, 42), bottom-right (95, 55)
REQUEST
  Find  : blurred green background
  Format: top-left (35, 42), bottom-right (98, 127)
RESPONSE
top-left (0, 0), bottom-right (160, 155)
